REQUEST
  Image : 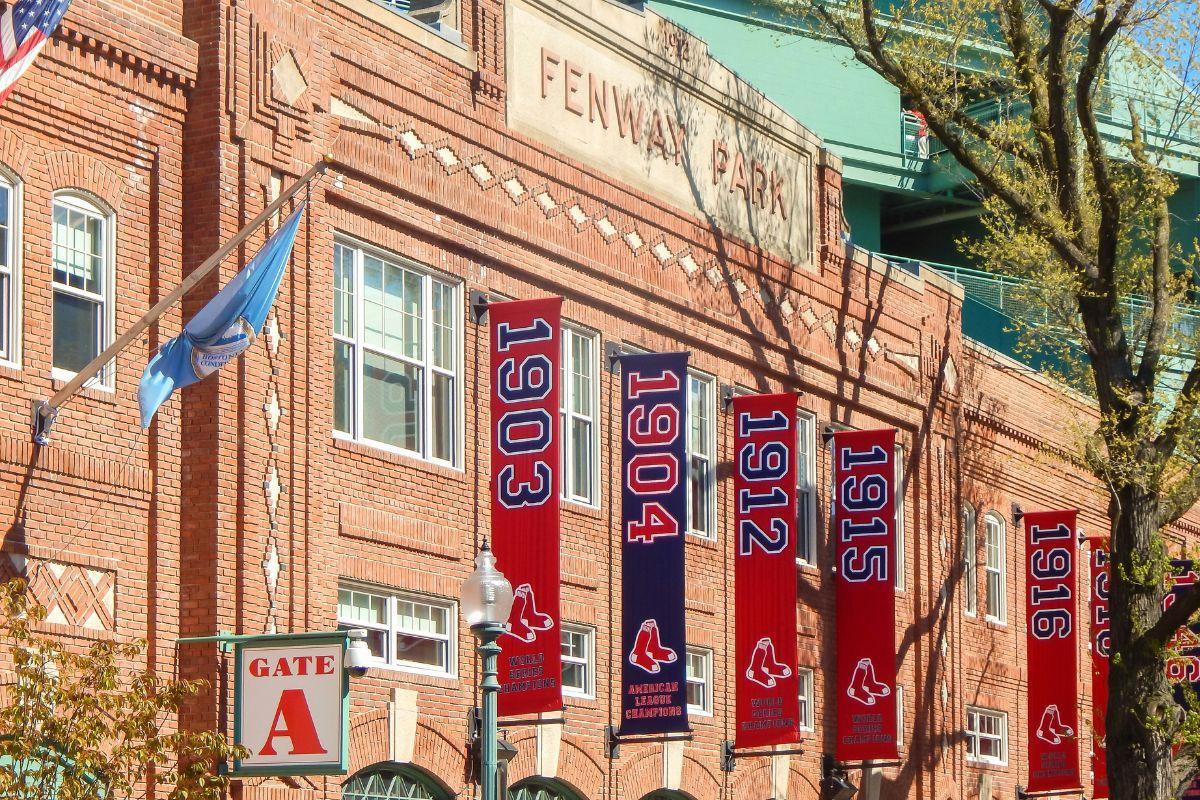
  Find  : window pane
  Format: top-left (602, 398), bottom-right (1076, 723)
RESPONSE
top-left (686, 680), bottom-right (704, 709)
top-left (53, 291), bottom-right (100, 373)
top-left (397, 599), bottom-right (448, 635)
top-left (432, 281), bottom-right (454, 370)
top-left (571, 417), bottom-right (593, 501)
top-left (431, 372), bottom-right (454, 462)
top-left (798, 491), bottom-right (814, 562)
top-left (572, 333), bottom-right (592, 416)
top-left (0, 183), bottom-right (9, 270)
top-left (363, 255), bottom-right (385, 349)
top-left (690, 455), bottom-right (711, 534)
top-left (362, 351), bottom-right (421, 451)
top-left (333, 244), bottom-right (355, 338)
top-left (0, 272), bottom-right (8, 360)
top-left (394, 633), bottom-right (444, 668)
top-left (335, 341), bottom-right (354, 435)
top-left (401, 268), bottom-right (423, 359)
top-left (563, 661), bottom-right (586, 692)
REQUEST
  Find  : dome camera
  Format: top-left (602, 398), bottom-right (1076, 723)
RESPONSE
top-left (345, 629), bottom-right (371, 678)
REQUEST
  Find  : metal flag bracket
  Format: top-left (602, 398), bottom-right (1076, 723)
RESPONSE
top-left (605, 725), bottom-right (693, 760)
top-left (720, 741), bottom-right (806, 773)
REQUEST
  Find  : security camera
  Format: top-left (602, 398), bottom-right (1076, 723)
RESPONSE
top-left (345, 629), bottom-right (371, 678)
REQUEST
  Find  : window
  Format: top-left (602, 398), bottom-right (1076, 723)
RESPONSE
top-left (337, 584), bottom-right (456, 677)
top-left (984, 512), bottom-right (1006, 623)
top-left (687, 372), bottom-right (716, 539)
top-left (333, 241), bottom-right (460, 465)
top-left (895, 444), bottom-right (906, 590)
top-left (963, 503), bottom-right (978, 616)
top-left (384, 0), bottom-right (460, 36)
top-left (797, 411), bottom-right (817, 563)
top-left (896, 684), bottom-right (905, 749)
top-left (560, 624), bottom-right (594, 698)
top-left (342, 765), bottom-right (450, 800)
top-left (561, 326), bottom-right (599, 505)
top-left (966, 707), bottom-right (1007, 765)
top-left (0, 173), bottom-right (18, 366)
top-left (685, 647), bottom-right (712, 715)
top-left (52, 193), bottom-right (112, 385)
top-left (797, 667), bottom-right (814, 731)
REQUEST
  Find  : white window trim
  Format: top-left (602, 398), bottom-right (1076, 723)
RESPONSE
top-left (560, 623), bottom-right (595, 699)
top-left (796, 410), bottom-right (818, 565)
top-left (984, 511), bottom-right (1007, 624)
top-left (337, 582), bottom-right (458, 679)
top-left (560, 323), bottom-right (600, 508)
top-left (0, 169), bottom-right (21, 369)
top-left (963, 503), bottom-right (978, 617)
top-left (896, 684), bottom-right (905, 749)
top-left (51, 191), bottom-right (115, 390)
top-left (685, 646), bottom-right (713, 716)
top-left (686, 370), bottom-right (717, 541)
top-left (332, 236), bottom-right (464, 469)
top-left (894, 443), bottom-right (906, 591)
top-left (797, 666), bottom-right (815, 731)
top-left (966, 706), bottom-right (1008, 766)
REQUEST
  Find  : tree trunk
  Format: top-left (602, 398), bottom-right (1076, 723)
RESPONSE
top-left (1107, 485), bottom-right (1180, 800)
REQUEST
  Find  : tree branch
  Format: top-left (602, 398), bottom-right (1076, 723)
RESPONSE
top-left (1144, 578), bottom-right (1200, 650)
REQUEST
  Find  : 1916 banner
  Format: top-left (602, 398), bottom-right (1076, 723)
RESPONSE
top-left (619, 352), bottom-right (690, 735)
top-left (1165, 561), bottom-right (1200, 799)
top-left (1089, 538), bottom-right (1110, 800)
top-left (1025, 509), bottom-right (1080, 794)
top-left (833, 428), bottom-right (898, 761)
top-left (733, 393), bottom-right (800, 748)
top-left (490, 297), bottom-right (563, 716)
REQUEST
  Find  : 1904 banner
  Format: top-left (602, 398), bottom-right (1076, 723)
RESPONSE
top-left (832, 428), bottom-right (898, 761)
top-left (489, 297), bottom-right (563, 716)
top-left (1025, 510), bottom-right (1080, 794)
top-left (619, 351), bottom-right (690, 735)
top-left (733, 393), bottom-right (800, 748)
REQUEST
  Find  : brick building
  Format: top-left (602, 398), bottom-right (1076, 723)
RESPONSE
top-left (0, 0), bottom-right (1194, 799)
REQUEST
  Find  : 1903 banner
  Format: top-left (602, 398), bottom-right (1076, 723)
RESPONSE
top-left (1089, 538), bottom-right (1110, 800)
top-left (733, 393), bottom-right (800, 748)
top-left (619, 352), bottom-right (690, 735)
top-left (1024, 510), bottom-right (1080, 794)
top-left (489, 297), bottom-right (563, 716)
top-left (832, 428), bottom-right (898, 761)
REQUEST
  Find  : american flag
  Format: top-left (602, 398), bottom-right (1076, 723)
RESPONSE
top-left (0, 0), bottom-right (71, 106)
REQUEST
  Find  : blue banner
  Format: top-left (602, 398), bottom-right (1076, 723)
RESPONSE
top-left (619, 351), bottom-right (690, 735)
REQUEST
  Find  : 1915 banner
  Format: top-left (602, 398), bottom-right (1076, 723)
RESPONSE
top-left (619, 352), bottom-right (690, 735)
top-left (1025, 510), bottom-right (1080, 794)
top-left (733, 393), bottom-right (800, 748)
top-left (490, 297), bottom-right (563, 716)
top-left (833, 428), bottom-right (898, 761)
top-left (1089, 538), bottom-right (1110, 800)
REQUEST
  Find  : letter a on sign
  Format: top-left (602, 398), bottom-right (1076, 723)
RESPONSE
top-left (234, 637), bottom-right (349, 776)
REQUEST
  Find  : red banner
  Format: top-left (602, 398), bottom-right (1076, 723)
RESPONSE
top-left (489, 297), bottom-right (562, 716)
top-left (1025, 509), bottom-right (1080, 793)
top-left (733, 393), bottom-right (800, 748)
top-left (833, 428), bottom-right (898, 761)
top-left (1089, 538), bottom-right (1110, 800)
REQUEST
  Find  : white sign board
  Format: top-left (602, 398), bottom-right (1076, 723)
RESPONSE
top-left (234, 638), bottom-right (348, 775)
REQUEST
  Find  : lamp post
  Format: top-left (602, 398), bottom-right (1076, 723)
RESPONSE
top-left (461, 541), bottom-right (514, 800)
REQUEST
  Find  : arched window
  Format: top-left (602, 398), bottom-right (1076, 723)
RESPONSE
top-left (509, 777), bottom-right (586, 800)
top-left (962, 502), bottom-right (977, 616)
top-left (51, 191), bottom-right (114, 386)
top-left (342, 764), bottom-right (450, 800)
top-left (640, 792), bottom-right (694, 800)
top-left (0, 166), bottom-right (20, 366)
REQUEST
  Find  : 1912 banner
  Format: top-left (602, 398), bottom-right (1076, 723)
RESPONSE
top-left (1089, 538), bottom-right (1110, 800)
top-left (490, 297), bottom-right (563, 716)
top-left (833, 428), bottom-right (898, 761)
top-left (733, 393), bottom-right (800, 748)
top-left (619, 352), bottom-right (690, 735)
top-left (1025, 510), bottom-right (1080, 794)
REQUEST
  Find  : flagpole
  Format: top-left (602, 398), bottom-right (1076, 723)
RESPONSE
top-left (32, 155), bottom-right (332, 444)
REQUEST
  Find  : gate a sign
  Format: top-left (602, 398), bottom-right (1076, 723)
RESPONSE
top-left (234, 634), bottom-right (349, 775)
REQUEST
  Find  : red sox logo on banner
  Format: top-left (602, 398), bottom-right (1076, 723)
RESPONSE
top-left (1089, 539), bottom-right (1110, 800)
top-left (489, 297), bottom-right (563, 717)
top-left (832, 428), bottom-right (898, 761)
top-left (1024, 510), bottom-right (1081, 794)
top-left (733, 393), bottom-right (800, 749)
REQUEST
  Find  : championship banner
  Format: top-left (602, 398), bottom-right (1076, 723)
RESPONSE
top-left (833, 428), bottom-right (898, 761)
top-left (733, 393), bottom-right (800, 748)
top-left (1089, 539), bottom-right (1110, 800)
top-left (1024, 510), bottom-right (1081, 794)
top-left (619, 351), bottom-right (690, 735)
top-left (489, 297), bottom-right (563, 716)
top-left (1164, 561), bottom-right (1200, 798)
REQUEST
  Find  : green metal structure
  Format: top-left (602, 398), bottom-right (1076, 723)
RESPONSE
top-left (342, 765), bottom-right (450, 800)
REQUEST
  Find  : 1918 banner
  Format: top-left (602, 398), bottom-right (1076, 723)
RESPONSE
top-left (490, 297), bottom-right (563, 716)
top-left (619, 352), bottom-right (690, 735)
top-left (733, 393), bottom-right (800, 748)
top-left (1089, 539), bottom-right (1110, 800)
top-left (833, 428), bottom-right (898, 761)
top-left (1025, 509), bottom-right (1080, 794)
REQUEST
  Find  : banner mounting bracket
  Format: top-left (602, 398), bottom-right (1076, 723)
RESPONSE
top-left (469, 289), bottom-right (491, 324)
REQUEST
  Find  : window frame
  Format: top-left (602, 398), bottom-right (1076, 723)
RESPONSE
top-left (796, 410), bottom-right (818, 565)
top-left (896, 684), bottom-right (905, 750)
top-left (332, 237), bottom-right (464, 468)
top-left (560, 323), bottom-right (600, 508)
top-left (389, 0), bottom-right (462, 40)
top-left (560, 623), bottom-right (595, 699)
top-left (51, 191), bottom-right (115, 389)
top-left (965, 706), bottom-right (1008, 766)
top-left (336, 582), bottom-right (458, 679)
top-left (685, 646), bottom-right (713, 716)
top-left (984, 511), bottom-right (1007, 624)
top-left (963, 502), bottom-right (978, 616)
top-left (686, 370), bottom-right (717, 540)
top-left (0, 169), bottom-right (21, 368)
top-left (797, 666), bottom-right (815, 731)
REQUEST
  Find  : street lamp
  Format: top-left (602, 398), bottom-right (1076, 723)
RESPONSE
top-left (461, 541), bottom-right (514, 800)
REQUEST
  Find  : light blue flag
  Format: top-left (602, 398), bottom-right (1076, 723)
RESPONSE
top-left (138, 204), bottom-right (305, 427)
